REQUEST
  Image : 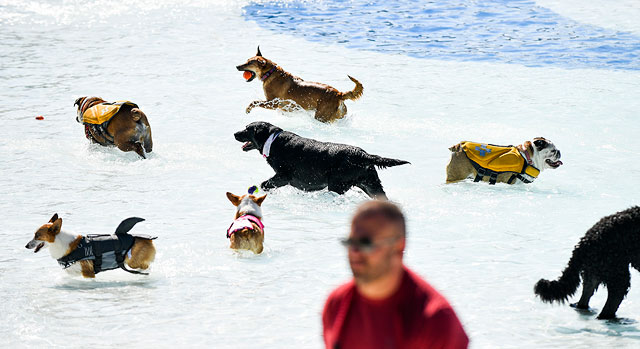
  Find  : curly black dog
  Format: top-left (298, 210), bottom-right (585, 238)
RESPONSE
top-left (234, 121), bottom-right (409, 200)
top-left (534, 206), bottom-right (640, 319)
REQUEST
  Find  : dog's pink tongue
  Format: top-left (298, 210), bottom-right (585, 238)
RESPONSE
top-left (242, 142), bottom-right (251, 149)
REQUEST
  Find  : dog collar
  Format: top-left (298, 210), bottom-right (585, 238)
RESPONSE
top-left (521, 149), bottom-right (533, 165)
top-left (262, 131), bottom-right (281, 158)
top-left (261, 66), bottom-right (277, 81)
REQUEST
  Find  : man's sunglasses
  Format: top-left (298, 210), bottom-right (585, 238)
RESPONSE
top-left (340, 236), bottom-right (399, 253)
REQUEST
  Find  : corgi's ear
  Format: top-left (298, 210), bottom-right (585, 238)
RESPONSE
top-left (226, 192), bottom-right (242, 206)
top-left (255, 194), bottom-right (267, 206)
top-left (256, 46), bottom-right (262, 57)
top-left (49, 213), bottom-right (59, 223)
top-left (49, 218), bottom-right (62, 235)
top-left (74, 97), bottom-right (84, 107)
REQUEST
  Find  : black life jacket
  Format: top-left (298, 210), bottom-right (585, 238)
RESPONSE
top-left (57, 217), bottom-right (156, 275)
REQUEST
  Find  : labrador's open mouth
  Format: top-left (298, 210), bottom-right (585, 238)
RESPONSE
top-left (242, 141), bottom-right (255, 152)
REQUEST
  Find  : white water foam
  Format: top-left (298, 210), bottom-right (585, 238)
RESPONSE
top-left (1, 1), bottom-right (639, 348)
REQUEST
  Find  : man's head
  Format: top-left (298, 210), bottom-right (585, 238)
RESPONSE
top-left (344, 201), bottom-right (406, 285)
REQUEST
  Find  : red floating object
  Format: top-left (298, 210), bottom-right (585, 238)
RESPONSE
top-left (243, 71), bottom-right (253, 81)
top-left (35, 116), bottom-right (44, 120)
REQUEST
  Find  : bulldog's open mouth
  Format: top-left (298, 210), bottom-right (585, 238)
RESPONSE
top-left (34, 242), bottom-right (44, 253)
top-left (242, 141), bottom-right (256, 152)
top-left (546, 159), bottom-right (563, 168)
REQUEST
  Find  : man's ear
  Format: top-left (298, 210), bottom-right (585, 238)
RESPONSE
top-left (394, 236), bottom-right (406, 255)
top-left (49, 218), bottom-right (62, 235)
top-left (255, 194), bottom-right (267, 206)
top-left (49, 213), bottom-right (59, 223)
top-left (226, 192), bottom-right (242, 206)
top-left (256, 46), bottom-right (262, 57)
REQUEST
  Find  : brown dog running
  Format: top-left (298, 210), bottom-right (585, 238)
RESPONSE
top-left (236, 47), bottom-right (363, 123)
top-left (74, 96), bottom-right (153, 158)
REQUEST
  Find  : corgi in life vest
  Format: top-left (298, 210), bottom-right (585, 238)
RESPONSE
top-left (226, 189), bottom-right (267, 254)
top-left (74, 96), bottom-right (153, 159)
top-left (25, 214), bottom-right (156, 278)
top-left (446, 137), bottom-right (563, 184)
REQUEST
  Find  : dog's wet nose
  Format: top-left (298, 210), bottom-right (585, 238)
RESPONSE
top-left (25, 243), bottom-right (29, 249)
top-left (557, 150), bottom-right (561, 158)
top-left (236, 65), bottom-right (243, 71)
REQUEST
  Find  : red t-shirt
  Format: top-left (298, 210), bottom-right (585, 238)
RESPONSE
top-left (322, 266), bottom-right (469, 349)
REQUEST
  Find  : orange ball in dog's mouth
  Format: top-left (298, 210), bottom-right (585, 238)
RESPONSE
top-left (243, 71), bottom-right (253, 81)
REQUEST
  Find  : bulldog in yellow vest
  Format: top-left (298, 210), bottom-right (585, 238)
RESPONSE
top-left (74, 97), bottom-right (153, 159)
top-left (446, 137), bottom-right (562, 184)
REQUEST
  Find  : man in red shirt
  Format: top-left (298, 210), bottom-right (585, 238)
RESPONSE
top-left (322, 201), bottom-right (469, 349)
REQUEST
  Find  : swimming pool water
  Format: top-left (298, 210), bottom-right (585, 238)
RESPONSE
top-left (1, 0), bottom-right (640, 348)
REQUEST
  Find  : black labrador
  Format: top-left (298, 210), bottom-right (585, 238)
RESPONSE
top-left (234, 122), bottom-right (409, 199)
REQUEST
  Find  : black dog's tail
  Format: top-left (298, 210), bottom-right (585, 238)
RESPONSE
top-left (534, 252), bottom-right (582, 304)
top-left (366, 154), bottom-right (410, 169)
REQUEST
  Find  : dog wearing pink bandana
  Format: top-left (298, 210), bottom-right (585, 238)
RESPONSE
top-left (226, 190), bottom-right (267, 254)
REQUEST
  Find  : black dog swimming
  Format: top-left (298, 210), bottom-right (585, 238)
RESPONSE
top-left (234, 122), bottom-right (409, 199)
top-left (534, 206), bottom-right (640, 319)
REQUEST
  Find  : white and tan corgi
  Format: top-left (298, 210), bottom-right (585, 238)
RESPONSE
top-left (226, 191), bottom-right (267, 254)
top-left (25, 213), bottom-right (156, 278)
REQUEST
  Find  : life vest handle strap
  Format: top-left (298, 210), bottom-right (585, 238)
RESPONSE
top-left (92, 236), bottom-right (103, 274)
top-left (119, 264), bottom-right (149, 275)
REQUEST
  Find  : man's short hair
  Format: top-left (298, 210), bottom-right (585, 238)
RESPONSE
top-left (352, 200), bottom-right (406, 237)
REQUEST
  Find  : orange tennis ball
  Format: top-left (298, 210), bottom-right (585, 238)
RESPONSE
top-left (243, 71), bottom-right (252, 80)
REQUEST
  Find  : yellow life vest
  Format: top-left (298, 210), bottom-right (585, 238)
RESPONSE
top-left (460, 141), bottom-right (540, 183)
top-left (80, 101), bottom-right (137, 125)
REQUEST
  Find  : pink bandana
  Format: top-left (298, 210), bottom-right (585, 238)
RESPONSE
top-left (227, 215), bottom-right (264, 238)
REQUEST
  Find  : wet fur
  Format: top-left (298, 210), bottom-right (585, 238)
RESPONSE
top-left (26, 214), bottom-right (156, 278)
top-left (234, 122), bottom-right (409, 200)
top-left (445, 137), bottom-right (561, 184)
top-left (226, 192), bottom-right (266, 254)
top-left (534, 207), bottom-right (640, 319)
top-left (74, 97), bottom-right (153, 158)
top-left (236, 47), bottom-right (363, 123)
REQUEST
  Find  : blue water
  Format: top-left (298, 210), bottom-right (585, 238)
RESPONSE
top-left (244, 0), bottom-right (640, 70)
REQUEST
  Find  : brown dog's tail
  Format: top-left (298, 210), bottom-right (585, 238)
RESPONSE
top-left (340, 75), bottom-right (363, 101)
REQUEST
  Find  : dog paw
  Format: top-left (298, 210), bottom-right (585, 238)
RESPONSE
top-left (570, 303), bottom-right (587, 309)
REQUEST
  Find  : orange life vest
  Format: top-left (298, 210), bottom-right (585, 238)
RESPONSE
top-left (460, 142), bottom-right (540, 184)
